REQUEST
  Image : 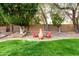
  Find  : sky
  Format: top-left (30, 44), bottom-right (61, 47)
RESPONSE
top-left (42, 3), bottom-right (73, 24)
top-left (45, 7), bottom-right (73, 24)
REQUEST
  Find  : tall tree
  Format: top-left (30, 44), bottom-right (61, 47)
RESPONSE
top-left (0, 3), bottom-right (38, 34)
top-left (39, 4), bottom-right (49, 31)
top-left (52, 3), bottom-right (79, 33)
top-left (51, 13), bottom-right (64, 32)
top-left (0, 5), bottom-right (11, 32)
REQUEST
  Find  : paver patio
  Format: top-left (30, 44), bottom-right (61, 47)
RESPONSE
top-left (0, 32), bottom-right (79, 42)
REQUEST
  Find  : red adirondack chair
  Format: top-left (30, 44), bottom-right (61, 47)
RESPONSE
top-left (46, 32), bottom-right (52, 38)
top-left (32, 32), bottom-right (38, 37)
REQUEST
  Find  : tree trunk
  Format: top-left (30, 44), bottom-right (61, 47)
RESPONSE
top-left (21, 26), bottom-right (30, 37)
top-left (72, 10), bottom-right (77, 32)
top-left (40, 7), bottom-right (48, 31)
top-left (72, 10), bottom-right (79, 33)
top-left (44, 24), bottom-right (48, 31)
top-left (57, 26), bottom-right (61, 33)
top-left (26, 25), bottom-right (30, 34)
top-left (19, 26), bottom-right (24, 34)
top-left (75, 19), bottom-right (79, 33)
top-left (11, 25), bottom-right (14, 33)
top-left (6, 25), bottom-right (10, 32)
top-left (58, 27), bottom-right (61, 33)
top-left (19, 26), bottom-right (29, 35)
top-left (76, 25), bottom-right (79, 33)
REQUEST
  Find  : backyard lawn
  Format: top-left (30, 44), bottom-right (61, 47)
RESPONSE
top-left (0, 39), bottom-right (79, 56)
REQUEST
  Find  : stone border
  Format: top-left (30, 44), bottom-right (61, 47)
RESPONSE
top-left (0, 37), bottom-right (79, 42)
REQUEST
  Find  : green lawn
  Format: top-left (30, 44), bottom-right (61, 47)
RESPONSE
top-left (0, 39), bottom-right (79, 56)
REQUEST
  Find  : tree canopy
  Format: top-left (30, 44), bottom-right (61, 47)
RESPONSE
top-left (0, 3), bottom-right (39, 26)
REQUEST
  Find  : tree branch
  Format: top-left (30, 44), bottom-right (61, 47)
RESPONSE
top-left (65, 11), bottom-right (72, 19)
top-left (53, 3), bottom-right (73, 10)
top-left (75, 3), bottom-right (79, 10)
top-left (76, 12), bottom-right (79, 20)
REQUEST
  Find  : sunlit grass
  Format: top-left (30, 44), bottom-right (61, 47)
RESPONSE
top-left (0, 39), bottom-right (79, 56)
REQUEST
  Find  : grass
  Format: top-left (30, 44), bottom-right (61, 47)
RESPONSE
top-left (0, 39), bottom-right (79, 56)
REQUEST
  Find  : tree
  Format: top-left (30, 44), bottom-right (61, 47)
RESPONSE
top-left (33, 16), bottom-right (41, 24)
top-left (0, 3), bottom-right (38, 34)
top-left (0, 5), bottom-right (11, 32)
top-left (51, 13), bottom-right (64, 32)
top-left (0, 15), bottom-right (7, 26)
top-left (52, 3), bottom-right (79, 33)
top-left (39, 4), bottom-right (49, 31)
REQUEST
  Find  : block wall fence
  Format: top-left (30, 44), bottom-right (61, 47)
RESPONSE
top-left (0, 24), bottom-right (74, 33)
